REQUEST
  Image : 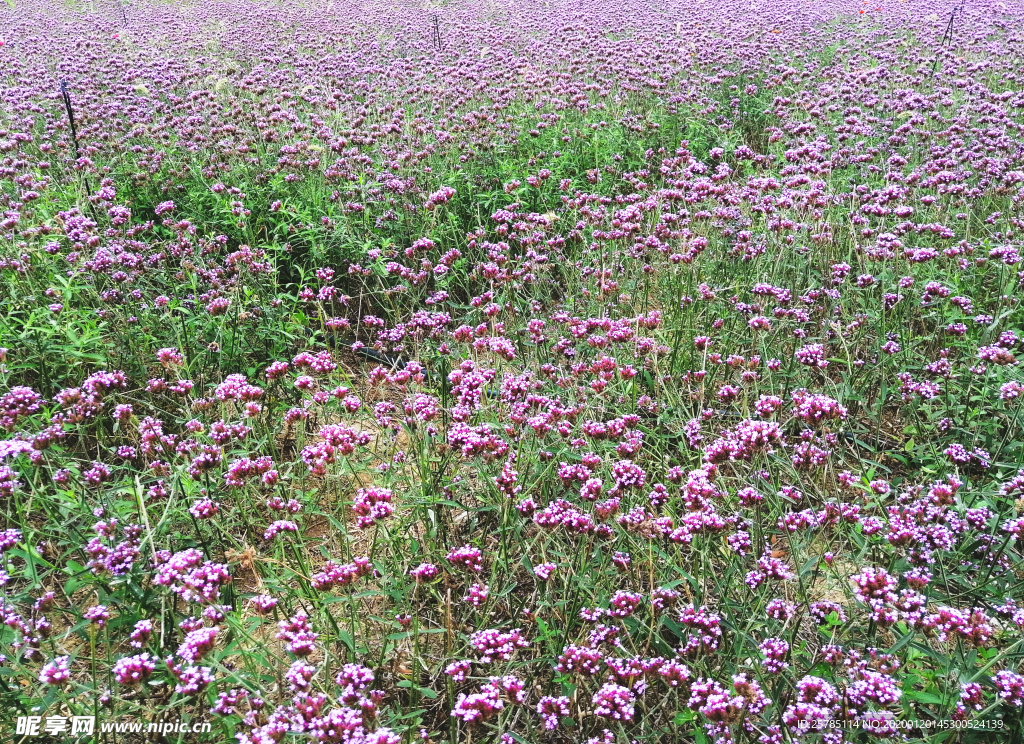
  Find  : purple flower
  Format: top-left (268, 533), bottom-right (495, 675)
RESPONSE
top-left (469, 628), bottom-right (529, 663)
top-left (555, 645), bottom-right (603, 675)
top-left (533, 562), bottom-right (557, 580)
top-left (958, 682), bottom-right (985, 716)
top-left (166, 659), bottom-right (214, 695)
top-left (113, 653), bottom-right (156, 685)
top-left (452, 683), bottom-right (503, 723)
top-left (84, 605), bottom-right (110, 627)
top-left (310, 556), bottom-right (373, 591)
top-left (0, 386), bottom-right (45, 430)
top-left (0, 528), bottom-right (21, 551)
top-left (536, 696), bottom-right (570, 729)
top-left (994, 670), bottom-right (1024, 707)
top-left (766, 599), bottom-right (797, 621)
top-left (463, 584), bottom-right (489, 607)
top-left (790, 389), bottom-right (847, 424)
top-left (39, 656), bottom-right (71, 685)
top-left (190, 499), bottom-right (219, 520)
top-left (592, 683), bottom-right (635, 721)
top-left (607, 591), bottom-right (643, 618)
top-left (850, 566), bottom-right (898, 610)
top-left (249, 595), bottom-right (278, 614)
top-left (177, 626), bottom-right (218, 663)
top-left (733, 673), bottom-right (771, 715)
top-left (410, 563), bottom-right (439, 583)
top-left (677, 606), bottom-right (723, 656)
top-left (276, 611), bottom-right (318, 656)
top-left (445, 660), bottom-right (472, 681)
top-left (352, 486), bottom-right (394, 528)
top-left (153, 549), bottom-right (231, 604)
top-left (759, 638), bottom-right (790, 673)
top-left (809, 602), bottom-right (848, 625)
top-left (1, 466), bottom-right (23, 501)
top-left (129, 619), bottom-right (153, 648)
top-left (446, 545), bottom-right (484, 572)
top-left (335, 663), bottom-right (375, 704)
top-left (847, 670), bottom-right (902, 708)
top-left (263, 520), bottom-right (298, 540)
top-left (794, 343), bottom-right (828, 368)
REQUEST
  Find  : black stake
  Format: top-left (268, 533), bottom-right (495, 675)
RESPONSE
top-left (939, 7), bottom-right (956, 46)
top-left (932, 4), bottom-right (965, 76)
top-left (60, 79), bottom-right (82, 162)
top-left (60, 79), bottom-right (99, 219)
top-left (117, 0), bottom-right (128, 28)
top-left (431, 14), bottom-right (442, 51)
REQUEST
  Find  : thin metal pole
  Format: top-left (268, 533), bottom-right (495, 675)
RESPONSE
top-left (931, 5), bottom-right (961, 76)
top-left (60, 79), bottom-right (82, 162)
top-left (59, 79), bottom-right (99, 218)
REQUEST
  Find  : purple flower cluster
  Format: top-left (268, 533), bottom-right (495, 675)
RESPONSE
top-left (352, 487), bottom-right (394, 528)
top-left (446, 545), bottom-right (484, 572)
top-left (469, 628), bottom-right (530, 663)
top-left (277, 611), bottom-right (318, 657)
top-left (310, 556), bottom-right (373, 592)
top-left (153, 549), bottom-right (231, 604)
top-left (113, 653), bottom-right (156, 686)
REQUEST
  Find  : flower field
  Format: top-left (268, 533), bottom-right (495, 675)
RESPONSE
top-left (3, 0), bottom-right (1024, 741)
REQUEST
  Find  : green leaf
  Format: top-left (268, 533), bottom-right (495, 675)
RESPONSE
top-left (503, 733), bottom-right (535, 744)
top-left (903, 690), bottom-right (944, 704)
top-left (886, 627), bottom-right (916, 654)
top-left (673, 710), bottom-right (696, 725)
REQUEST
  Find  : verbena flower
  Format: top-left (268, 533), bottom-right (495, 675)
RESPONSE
top-left (113, 653), bottom-right (157, 685)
